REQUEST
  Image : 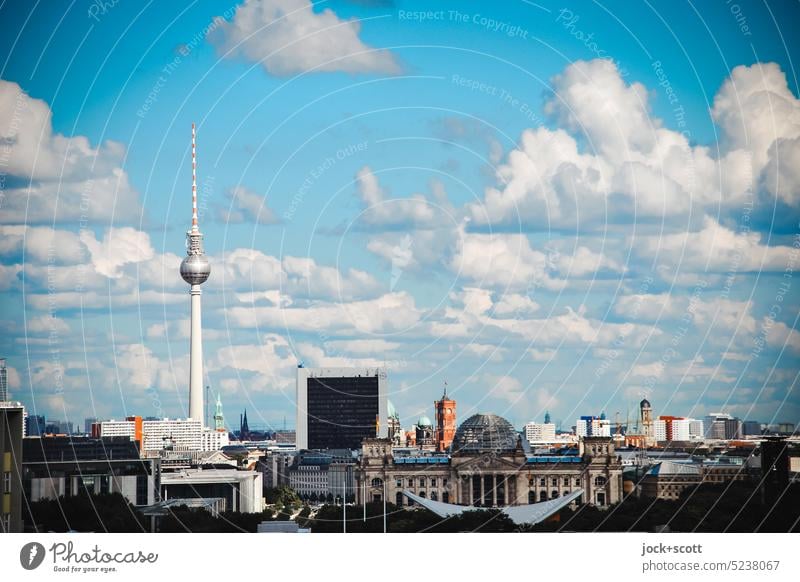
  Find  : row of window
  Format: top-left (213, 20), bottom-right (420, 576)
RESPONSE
top-left (526, 475), bottom-right (608, 488)
top-left (385, 477), bottom-right (448, 488)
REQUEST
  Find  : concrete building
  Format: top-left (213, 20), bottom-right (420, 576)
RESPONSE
top-left (160, 467), bottom-right (263, 513)
top-left (99, 417), bottom-right (227, 453)
top-left (22, 436), bottom-right (159, 508)
top-left (641, 459), bottom-right (752, 500)
top-left (295, 366), bottom-right (388, 450)
top-left (288, 449), bottom-right (356, 500)
top-left (575, 416), bottom-right (611, 437)
top-left (653, 416), bottom-right (693, 443)
top-left (524, 421), bottom-right (557, 444)
top-left (356, 414), bottom-right (623, 509)
top-left (1, 402), bottom-right (24, 532)
top-left (258, 450), bottom-right (296, 489)
top-left (703, 413), bottom-right (742, 439)
top-left (688, 420), bottom-right (705, 439)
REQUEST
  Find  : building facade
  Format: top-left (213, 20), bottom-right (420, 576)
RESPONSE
top-left (576, 416), bottom-right (611, 437)
top-left (22, 436), bottom-right (159, 508)
top-left (356, 414), bottom-right (623, 510)
top-left (295, 367), bottom-right (388, 450)
top-left (434, 388), bottom-right (456, 452)
top-left (1, 403), bottom-right (24, 532)
top-left (99, 417), bottom-right (227, 453)
top-left (525, 421), bottom-right (557, 444)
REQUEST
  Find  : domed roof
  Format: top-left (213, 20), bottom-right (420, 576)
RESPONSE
top-left (451, 413), bottom-right (518, 454)
top-left (387, 400), bottom-right (398, 419)
top-left (417, 415), bottom-right (432, 427)
top-left (640, 398), bottom-right (651, 408)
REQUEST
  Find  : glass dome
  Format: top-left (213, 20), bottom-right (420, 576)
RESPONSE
top-left (451, 413), bottom-right (519, 453)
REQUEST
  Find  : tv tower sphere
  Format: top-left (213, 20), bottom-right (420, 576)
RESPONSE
top-left (180, 252), bottom-right (210, 285)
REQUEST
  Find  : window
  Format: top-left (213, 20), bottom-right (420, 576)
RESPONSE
top-left (539, 478), bottom-right (545, 486)
top-left (396, 492), bottom-right (404, 506)
top-left (442, 492), bottom-right (449, 503)
top-left (594, 476), bottom-right (607, 487)
top-left (408, 478), bottom-right (413, 487)
top-left (528, 491), bottom-right (536, 504)
top-left (443, 478), bottom-right (448, 487)
top-left (551, 490), bottom-right (559, 499)
top-left (431, 478), bottom-right (437, 487)
top-left (371, 478), bottom-right (383, 488)
top-left (552, 478), bottom-right (558, 487)
top-left (419, 477), bottom-right (426, 487)
top-left (430, 491), bottom-right (438, 501)
top-left (575, 478), bottom-right (581, 487)
top-left (396, 478), bottom-right (402, 487)
top-left (419, 491), bottom-right (426, 499)
top-left (2, 472), bottom-right (10, 491)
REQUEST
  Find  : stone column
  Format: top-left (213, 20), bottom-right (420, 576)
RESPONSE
top-left (491, 475), bottom-right (497, 507)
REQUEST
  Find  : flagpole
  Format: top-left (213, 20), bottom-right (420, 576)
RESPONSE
top-left (383, 478), bottom-right (387, 533)
top-left (362, 478), bottom-right (366, 522)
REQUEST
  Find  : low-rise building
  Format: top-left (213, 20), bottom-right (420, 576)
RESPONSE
top-left (288, 449), bottom-right (356, 500)
top-left (160, 467), bottom-right (263, 513)
top-left (641, 459), bottom-right (752, 499)
top-left (22, 436), bottom-right (159, 508)
top-left (524, 421), bottom-right (557, 444)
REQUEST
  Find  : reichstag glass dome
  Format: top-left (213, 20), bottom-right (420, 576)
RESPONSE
top-left (451, 413), bottom-right (519, 453)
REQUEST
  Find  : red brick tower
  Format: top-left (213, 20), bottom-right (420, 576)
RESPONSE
top-left (434, 383), bottom-right (457, 452)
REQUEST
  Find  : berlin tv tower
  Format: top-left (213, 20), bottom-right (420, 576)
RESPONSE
top-left (180, 123), bottom-right (211, 423)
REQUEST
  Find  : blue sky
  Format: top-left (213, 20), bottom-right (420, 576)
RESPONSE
top-left (1, 0), bottom-right (798, 432)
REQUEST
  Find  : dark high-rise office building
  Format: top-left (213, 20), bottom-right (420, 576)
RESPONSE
top-left (296, 367), bottom-right (387, 450)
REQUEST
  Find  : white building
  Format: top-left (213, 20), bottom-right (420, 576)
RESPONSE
top-left (654, 419), bottom-right (667, 442)
top-left (290, 464), bottom-right (329, 498)
top-left (99, 418), bottom-right (227, 452)
top-left (654, 418), bottom-right (693, 442)
top-left (524, 422), bottom-right (557, 444)
top-left (160, 468), bottom-right (263, 513)
top-left (98, 419), bottom-right (136, 439)
top-left (575, 417), bottom-right (611, 437)
top-left (201, 429), bottom-right (229, 451)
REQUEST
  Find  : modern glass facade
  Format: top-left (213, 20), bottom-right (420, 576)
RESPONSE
top-left (306, 376), bottom-right (379, 450)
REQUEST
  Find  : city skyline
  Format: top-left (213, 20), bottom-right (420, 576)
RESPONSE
top-left (0, 0), bottom-right (799, 434)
